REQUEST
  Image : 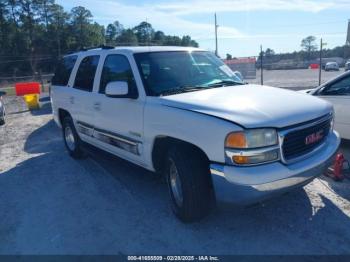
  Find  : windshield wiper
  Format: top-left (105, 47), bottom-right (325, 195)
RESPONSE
top-left (206, 80), bottom-right (243, 88)
top-left (159, 86), bottom-right (206, 96)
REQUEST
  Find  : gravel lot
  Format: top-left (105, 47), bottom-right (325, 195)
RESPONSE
top-left (247, 69), bottom-right (344, 90)
top-left (1, 93), bottom-right (350, 255)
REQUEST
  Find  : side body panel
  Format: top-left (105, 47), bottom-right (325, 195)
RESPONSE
top-left (319, 95), bottom-right (350, 140)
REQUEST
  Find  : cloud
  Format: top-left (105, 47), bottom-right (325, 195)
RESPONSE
top-left (155, 0), bottom-right (350, 15)
top-left (58, 0), bottom-right (244, 40)
top-left (56, 0), bottom-right (348, 56)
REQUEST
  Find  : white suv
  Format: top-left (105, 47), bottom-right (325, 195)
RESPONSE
top-left (51, 46), bottom-right (340, 222)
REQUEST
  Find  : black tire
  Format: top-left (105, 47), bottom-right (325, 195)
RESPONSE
top-left (165, 145), bottom-right (213, 222)
top-left (62, 116), bottom-right (85, 159)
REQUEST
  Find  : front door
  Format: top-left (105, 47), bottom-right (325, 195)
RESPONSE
top-left (90, 54), bottom-right (145, 164)
top-left (70, 55), bottom-right (100, 139)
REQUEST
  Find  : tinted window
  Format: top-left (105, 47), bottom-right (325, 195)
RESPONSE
top-left (52, 55), bottom-right (77, 86)
top-left (74, 55), bottom-right (100, 92)
top-left (100, 55), bottom-right (137, 94)
top-left (321, 75), bottom-right (350, 96)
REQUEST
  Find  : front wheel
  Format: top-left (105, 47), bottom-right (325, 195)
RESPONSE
top-left (62, 116), bottom-right (85, 159)
top-left (165, 145), bottom-right (213, 223)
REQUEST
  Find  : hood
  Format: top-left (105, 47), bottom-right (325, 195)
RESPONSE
top-left (160, 84), bottom-right (332, 128)
top-left (298, 88), bottom-right (315, 94)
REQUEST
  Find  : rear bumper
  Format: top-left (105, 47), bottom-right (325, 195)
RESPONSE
top-left (210, 131), bottom-right (340, 205)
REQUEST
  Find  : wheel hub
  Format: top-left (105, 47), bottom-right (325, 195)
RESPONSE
top-left (169, 159), bottom-right (183, 207)
top-left (64, 126), bottom-right (76, 151)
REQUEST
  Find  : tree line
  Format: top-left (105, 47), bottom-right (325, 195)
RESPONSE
top-left (0, 0), bottom-right (199, 77)
top-left (226, 35), bottom-right (350, 67)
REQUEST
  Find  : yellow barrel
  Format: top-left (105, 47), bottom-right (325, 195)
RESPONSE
top-left (23, 94), bottom-right (40, 110)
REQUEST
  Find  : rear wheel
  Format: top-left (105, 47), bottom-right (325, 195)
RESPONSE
top-left (165, 145), bottom-right (213, 223)
top-left (62, 116), bottom-right (85, 158)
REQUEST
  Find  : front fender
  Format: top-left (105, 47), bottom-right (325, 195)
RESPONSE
top-left (143, 99), bottom-right (242, 170)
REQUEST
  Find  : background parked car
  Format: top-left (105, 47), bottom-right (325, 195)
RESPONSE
top-left (299, 71), bottom-right (350, 140)
top-left (0, 91), bottom-right (5, 125)
top-left (345, 61), bottom-right (350, 71)
top-left (324, 62), bottom-right (339, 71)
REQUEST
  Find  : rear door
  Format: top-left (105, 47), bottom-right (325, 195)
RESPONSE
top-left (51, 55), bottom-right (78, 126)
top-left (317, 74), bottom-right (350, 139)
top-left (70, 54), bottom-right (100, 138)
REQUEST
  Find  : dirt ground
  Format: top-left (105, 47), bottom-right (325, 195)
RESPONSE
top-left (1, 95), bottom-right (350, 255)
top-left (247, 69), bottom-right (343, 90)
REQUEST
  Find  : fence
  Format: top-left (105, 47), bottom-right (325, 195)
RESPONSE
top-left (224, 55), bottom-right (348, 90)
top-left (0, 73), bottom-right (53, 89)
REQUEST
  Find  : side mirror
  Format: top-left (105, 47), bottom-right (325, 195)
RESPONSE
top-left (105, 81), bottom-right (137, 99)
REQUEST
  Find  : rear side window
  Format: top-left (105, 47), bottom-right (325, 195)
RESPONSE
top-left (99, 55), bottom-right (137, 94)
top-left (52, 55), bottom-right (77, 86)
top-left (74, 55), bottom-right (100, 92)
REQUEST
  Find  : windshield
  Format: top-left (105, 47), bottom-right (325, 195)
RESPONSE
top-left (134, 51), bottom-right (243, 96)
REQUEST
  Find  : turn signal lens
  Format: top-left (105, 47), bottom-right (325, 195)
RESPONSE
top-left (232, 150), bottom-right (279, 165)
top-left (232, 155), bottom-right (249, 164)
top-left (225, 132), bottom-right (247, 148)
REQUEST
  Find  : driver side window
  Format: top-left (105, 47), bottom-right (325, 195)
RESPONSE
top-left (321, 75), bottom-right (350, 96)
top-left (99, 54), bottom-right (137, 95)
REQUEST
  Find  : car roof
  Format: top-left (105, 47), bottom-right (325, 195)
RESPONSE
top-left (66, 46), bottom-right (205, 57)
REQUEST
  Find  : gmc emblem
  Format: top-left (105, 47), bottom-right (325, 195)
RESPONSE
top-left (305, 130), bottom-right (324, 145)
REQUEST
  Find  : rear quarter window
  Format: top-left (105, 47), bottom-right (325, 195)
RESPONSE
top-left (51, 55), bottom-right (78, 86)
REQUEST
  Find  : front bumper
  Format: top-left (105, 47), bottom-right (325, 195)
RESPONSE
top-left (210, 131), bottom-right (340, 205)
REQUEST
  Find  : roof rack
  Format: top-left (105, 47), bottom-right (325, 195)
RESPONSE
top-left (80, 45), bottom-right (115, 51)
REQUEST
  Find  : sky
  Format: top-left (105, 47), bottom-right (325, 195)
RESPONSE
top-left (56, 0), bottom-right (350, 57)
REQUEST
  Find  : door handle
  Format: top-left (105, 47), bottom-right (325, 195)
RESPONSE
top-left (93, 102), bottom-right (101, 111)
top-left (69, 96), bottom-right (75, 104)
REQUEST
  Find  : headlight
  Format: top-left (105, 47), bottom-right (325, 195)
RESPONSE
top-left (225, 129), bottom-right (278, 149)
top-left (225, 129), bottom-right (279, 165)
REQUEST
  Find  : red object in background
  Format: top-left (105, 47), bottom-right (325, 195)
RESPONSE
top-left (333, 153), bottom-right (345, 181)
top-left (15, 82), bottom-right (41, 96)
top-left (309, 63), bottom-right (319, 69)
top-left (326, 153), bottom-right (345, 181)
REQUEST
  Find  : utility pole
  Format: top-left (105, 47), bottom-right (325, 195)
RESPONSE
top-left (319, 38), bottom-right (323, 86)
top-left (260, 45), bottom-right (263, 85)
top-left (215, 13), bottom-right (219, 56)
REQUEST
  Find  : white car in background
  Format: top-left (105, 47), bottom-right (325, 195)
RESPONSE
top-left (300, 71), bottom-right (350, 140)
top-left (345, 61), bottom-right (350, 71)
top-left (324, 62), bottom-right (339, 71)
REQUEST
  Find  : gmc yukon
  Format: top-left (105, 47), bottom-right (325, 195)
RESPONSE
top-left (51, 46), bottom-right (340, 222)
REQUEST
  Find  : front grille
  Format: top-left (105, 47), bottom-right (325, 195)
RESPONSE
top-left (282, 117), bottom-right (331, 161)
